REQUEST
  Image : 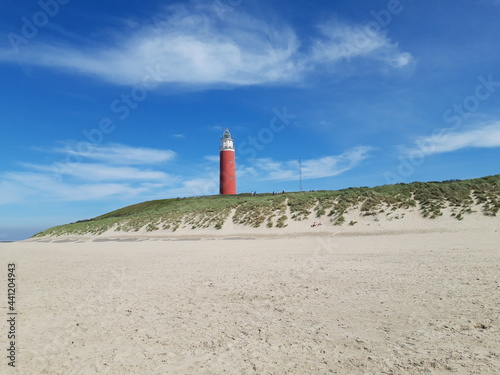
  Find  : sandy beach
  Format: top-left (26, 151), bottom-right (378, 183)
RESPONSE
top-left (1, 220), bottom-right (499, 375)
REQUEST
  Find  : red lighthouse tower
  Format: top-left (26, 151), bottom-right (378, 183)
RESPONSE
top-left (219, 128), bottom-right (236, 195)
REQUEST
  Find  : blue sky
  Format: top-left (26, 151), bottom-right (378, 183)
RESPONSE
top-left (1, 0), bottom-right (500, 240)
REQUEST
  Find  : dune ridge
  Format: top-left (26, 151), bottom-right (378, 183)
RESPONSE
top-left (31, 175), bottom-right (500, 240)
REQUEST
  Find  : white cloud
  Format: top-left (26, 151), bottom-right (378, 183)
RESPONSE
top-left (246, 146), bottom-right (373, 181)
top-left (0, 171), bottom-right (151, 203)
top-left (3, 3), bottom-right (300, 87)
top-left (303, 146), bottom-right (374, 178)
top-left (25, 163), bottom-right (174, 182)
top-left (311, 20), bottom-right (412, 68)
top-left (402, 121), bottom-right (500, 157)
top-left (1, 2), bottom-right (411, 88)
top-left (0, 143), bottom-right (179, 204)
top-left (55, 143), bottom-right (176, 165)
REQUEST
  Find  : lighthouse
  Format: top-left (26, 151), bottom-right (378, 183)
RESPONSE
top-left (219, 128), bottom-right (236, 195)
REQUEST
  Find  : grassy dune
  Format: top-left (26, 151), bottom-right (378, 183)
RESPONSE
top-left (33, 175), bottom-right (500, 237)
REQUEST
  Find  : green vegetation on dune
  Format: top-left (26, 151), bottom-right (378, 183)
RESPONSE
top-left (33, 175), bottom-right (500, 237)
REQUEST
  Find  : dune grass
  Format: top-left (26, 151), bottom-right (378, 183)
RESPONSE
top-left (33, 174), bottom-right (500, 237)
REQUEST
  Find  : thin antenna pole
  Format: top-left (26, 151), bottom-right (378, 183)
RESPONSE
top-left (299, 157), bottom-right (303, 191)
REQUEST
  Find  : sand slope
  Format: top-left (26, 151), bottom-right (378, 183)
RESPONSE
top-left (1, 225), bottom-right (499, 374)
top-left (31, 204), bottom-right (500, 241)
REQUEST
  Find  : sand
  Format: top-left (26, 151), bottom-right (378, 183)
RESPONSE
top-left (1, 222), bottom-right (499, 374)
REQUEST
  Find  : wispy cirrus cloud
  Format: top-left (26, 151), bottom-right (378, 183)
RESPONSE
top-left (25, 163), bottom-right (174, 182)
top-left (0, 2), bottom-right (412, 88)
top-left (0, 172), bottom-right (153, 204)
top-left (235, 146), bottom-right (373, 181)
top-left (311, 19), bottom-right (412, 68)
top-left (0, 143), bottom-right (178, 204)
top-left (53, 143), bottom-right (176, 165)
top-left (401, 121), bottom-right (500, 157)
top-left (2, 2), bottom-right (301, 87)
